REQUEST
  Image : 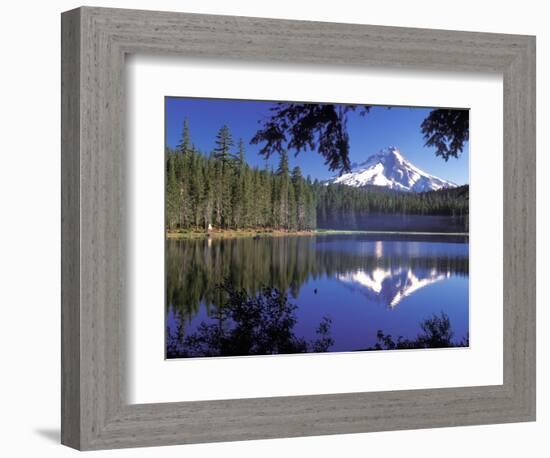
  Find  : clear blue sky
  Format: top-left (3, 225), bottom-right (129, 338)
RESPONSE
top-left (165, 97), bottom-right (469, 185)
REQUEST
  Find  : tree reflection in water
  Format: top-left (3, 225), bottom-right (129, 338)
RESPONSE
top-left (166, 280), bottom-right (334, 358)
top-left (166, 235), bottom-right (469, 320)
top-left (372, 311), bottom-right (468, 350)
top-left (167, 281), bottom-right (466, 358)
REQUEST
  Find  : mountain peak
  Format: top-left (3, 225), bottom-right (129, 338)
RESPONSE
top-left (380, 146), bottom-right (403, 158)
top-left (330, 147), bottom-right (457, 192)
top-left (375, 146), bottom-right (405, 162)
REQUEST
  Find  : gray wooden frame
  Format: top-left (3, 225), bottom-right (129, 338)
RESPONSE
top-left (61, 6), bottom-right (536, 451)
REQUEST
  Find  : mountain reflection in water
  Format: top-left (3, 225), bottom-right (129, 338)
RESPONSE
top-left (166, 233), bottom-right (469, 357)
top-left (338, 267), bottom-right (450, 308)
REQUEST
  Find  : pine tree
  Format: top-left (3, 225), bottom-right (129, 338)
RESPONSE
top-left (191, 150), bottom-right (205, 228)
top-left (211, 125), bottom-right (235, 228)
top-left (276, 150), bottom-right (289, 176)
top-left (202, 159), bottom-right (215, 229)
top-left (176, 118), bottom-right (191, 155)
top-left (275, 151), bottom-right (290, 229)
top-left (165, 150), bottom-right (179, 230)
top-left (231, 139), bottom-right (247, 228)
top-left (288, 181), bottom-right (297, 231)
top-left (180, 153), bottom-right (195, 227)
top-left (291, 166), bottom-right (307, 230)
top-left (258, 170), bottom-right (272, 228)
top-left (236, 138), bottom-right (246, 169)
top-left (305, 185), bottom-right (317, 230)
top-left (172, 119), bottom-right (193, 228)
top-left (213, 125), bottom-right (235, 165)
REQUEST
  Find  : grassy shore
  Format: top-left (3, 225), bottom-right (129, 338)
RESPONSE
top-left (166, 229), bottom-right (317, 239)
top-left (166, 228), bottom-right (468, 239)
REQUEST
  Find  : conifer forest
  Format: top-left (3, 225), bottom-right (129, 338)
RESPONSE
top-left (165, 120), bottom-right (469, 233)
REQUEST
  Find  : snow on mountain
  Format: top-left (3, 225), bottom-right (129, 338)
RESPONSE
top-left (329, 146), bottom-right (457, 192)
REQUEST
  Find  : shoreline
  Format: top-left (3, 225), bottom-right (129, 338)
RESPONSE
top-left (315, 229), bottom-right (469, 236)
top-left (166, 229), bottom-right (317, 239)
top-left (166, 228), bottom-right (469, 239)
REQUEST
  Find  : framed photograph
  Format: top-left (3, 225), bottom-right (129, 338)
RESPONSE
top-left (163, 98), bottom-right (470, 360)
top-left (61, 6), bottom-right (536, 450)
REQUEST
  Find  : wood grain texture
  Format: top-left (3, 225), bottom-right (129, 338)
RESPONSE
top-left (61, 6), bottom-right (536, 450)
top-left (60, 7), bottom-right (81, 449)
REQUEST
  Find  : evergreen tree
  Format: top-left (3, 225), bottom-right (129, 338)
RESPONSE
top-left (291, 166), bottom-right (307, 230)
top-left (236, 138), bottom-right (246, 168)
top-left (191, 150), bottom-right (205, 228)
top-left (202, 159), bottom-right (215, 229)
top-left (276, 149), bottom-right (289, 176)
top-left (259, 170), bottom-right (272, 228)
top-left (213, 125), bottom-right (235, 165)
top-left (176, 152), bottom-right (192, 227)
top-left (212, 125), bottom-right (236, 228)
top-left (171, 119), bottom-right (193, 228)
top-left (231, 139), bottom-right (247, 228)
top-left (165, 150), bottom-right (179, 230)
top-left (274, 151), bottom-right (290, 229)
top-left (288, 181), bottom-right (297, 231)
top-left (176, 118), bottom-right (191, 155)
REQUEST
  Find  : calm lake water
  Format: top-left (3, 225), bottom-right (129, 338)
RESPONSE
top-left (166, 233), bottom-right (469, 358)
top-left (317, 212), bottom-right (468, 233)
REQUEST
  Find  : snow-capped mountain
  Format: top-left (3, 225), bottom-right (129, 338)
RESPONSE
top-left (329, 146), bottom-right (457, 192)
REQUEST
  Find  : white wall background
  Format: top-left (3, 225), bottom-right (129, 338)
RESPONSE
top-left (0, 1), bottom-right (545, 456)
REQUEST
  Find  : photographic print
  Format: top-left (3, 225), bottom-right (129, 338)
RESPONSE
top-left (165, 98), bottom-right (469, 359)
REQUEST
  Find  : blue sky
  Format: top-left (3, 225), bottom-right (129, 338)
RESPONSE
top-left (165, 97), bottom-right (469, 185)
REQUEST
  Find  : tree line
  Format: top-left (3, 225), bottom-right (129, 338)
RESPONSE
top-left (166, 121), bottom-right (317, 232)
top-left (315, 183), bottom-right (469, 222)
top-left (166, 121), bottom-right (469, 232)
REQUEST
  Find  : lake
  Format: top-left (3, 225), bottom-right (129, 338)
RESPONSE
top-left (166, 233), bottom-right (469, 358)
top-left (317, 212), bottom-right (468, 233)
